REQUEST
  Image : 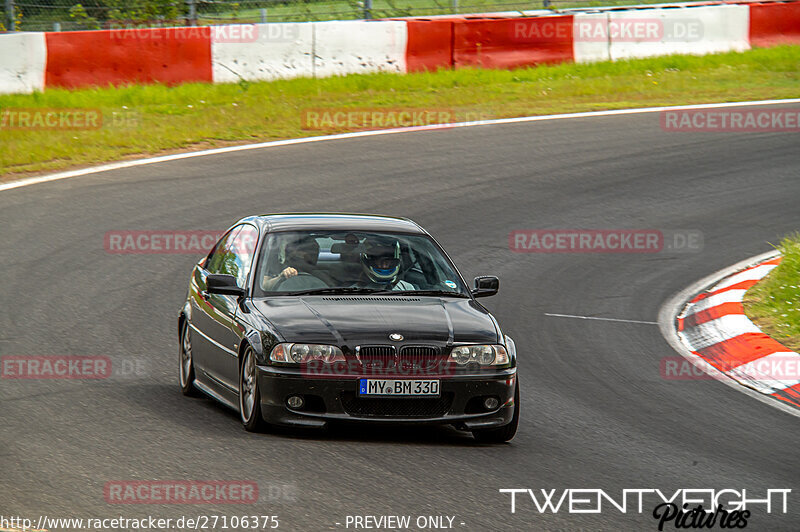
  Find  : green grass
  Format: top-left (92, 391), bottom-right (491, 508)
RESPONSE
top-left (744, 234), bottom-right (800, 351)
top-left (1, 45), bottom-right (799, 179)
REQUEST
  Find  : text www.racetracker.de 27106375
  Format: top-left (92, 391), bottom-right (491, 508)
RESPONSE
top-left (0, 514), bottom-right (279, 531)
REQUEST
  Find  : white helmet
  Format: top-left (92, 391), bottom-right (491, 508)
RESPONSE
top-left (360, 237), bottom-right (401, 284)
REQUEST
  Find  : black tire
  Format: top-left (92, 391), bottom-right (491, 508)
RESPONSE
top-left (472, 380), bottom-right (519, 443)
top-left (239, 346), bottom-right (267, 433)
top-left (179, 320), bottom-right (200, 397)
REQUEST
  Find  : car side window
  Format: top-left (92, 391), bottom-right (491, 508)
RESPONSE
top-left (205, 227), bottom-right (242, 275)
top-left (228, 225), bottom-right (259, 288)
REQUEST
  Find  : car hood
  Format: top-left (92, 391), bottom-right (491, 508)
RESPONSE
top-left (252, 296), bottom-right (499, 347)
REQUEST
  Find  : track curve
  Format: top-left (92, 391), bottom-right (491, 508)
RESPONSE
top-left (2, 102), bottom-right (799, 531)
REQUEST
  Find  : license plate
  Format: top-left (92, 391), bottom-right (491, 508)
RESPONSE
top-left (358, 379), bottom-right (440, 397)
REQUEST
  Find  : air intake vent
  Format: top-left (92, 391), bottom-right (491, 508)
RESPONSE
top-left (341, 392), bottom-right (454, 418)
top-left (322, 297), bottom-right (421, 301)
top-left (399, 345), bottom-right (443, 371)
top-left (356, 345), bottom-right (397, 370)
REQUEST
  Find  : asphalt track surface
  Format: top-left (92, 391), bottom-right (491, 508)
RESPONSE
top-left (2, 102), bottom-right (799, 531)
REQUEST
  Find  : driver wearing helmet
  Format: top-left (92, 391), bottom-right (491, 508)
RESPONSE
top-left (262, 236), bottom-right (320, 290)
top-left (356, 236), bottom-right (414, 290)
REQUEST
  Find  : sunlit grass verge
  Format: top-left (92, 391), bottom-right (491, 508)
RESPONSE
top-left (744, 234), bottom-right (800, 351)
top-left (1, 45), bottom-right (799, 179)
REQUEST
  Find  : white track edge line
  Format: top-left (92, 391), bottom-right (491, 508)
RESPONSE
top-left (3, 98), bottom-right (800, 193)
top-left (544, 313), bottom-right (657, 325)
top-left (657, 249), bottom-right (800, 418)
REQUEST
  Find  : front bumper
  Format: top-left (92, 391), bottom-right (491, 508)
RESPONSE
top-left (256, 365), bottom-right (517, 430)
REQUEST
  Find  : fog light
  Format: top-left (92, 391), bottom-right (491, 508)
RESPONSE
top-left (483, 397), bottom-right (500, 410)
top-left (287, 395), bottom-right (304, 409)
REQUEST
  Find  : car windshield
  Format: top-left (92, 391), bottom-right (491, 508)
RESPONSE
top-left (254, 230), bottom-right (469, 296)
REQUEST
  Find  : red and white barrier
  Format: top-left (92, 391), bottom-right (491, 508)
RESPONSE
top-left (678, 257), bottom-right (800, 409)
top-left (1, 1), bottom-right (799, 94)
top-left (313, 21), bottom-right (408, 78)
top-left (0, 33), bottom-right (46, 94)
top-left (573, 5), bottom-right (750, 63)
top-left (406, 20), bottom-right (453, 73)
top-left (211, 24), bottom-right (313, 83)
top-left (44, 27), bottom-right (213, 90)
top-left (452, 16), bottom-right (574, 69)
top-left (211, 21), bottom-right (407, 83)
top-left (749, 1), bottom-right (800, 47)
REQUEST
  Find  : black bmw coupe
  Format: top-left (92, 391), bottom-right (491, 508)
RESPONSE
top-left (178, 213), bottom-right (519, 442)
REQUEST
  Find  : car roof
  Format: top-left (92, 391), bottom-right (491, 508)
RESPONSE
top-left (236, 213), bottom-right (426, 234)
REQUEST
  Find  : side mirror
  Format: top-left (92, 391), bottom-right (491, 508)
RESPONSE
top-left (471, 276), bottom-right (499, 298)
top-left (206, 274), bottom-right (245, 297)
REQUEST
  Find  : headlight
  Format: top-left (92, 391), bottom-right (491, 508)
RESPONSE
top-left (448, 345), bottom-right (509, 367)
top-left (270, 343), bottom-right (345, 364)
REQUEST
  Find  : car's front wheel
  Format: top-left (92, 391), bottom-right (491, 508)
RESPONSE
top-left (179, 321), bottom-right (199, 397)
top-left (472, 380), bottom-right (519, 443)
top-left (239, 346), bottom-right (267, 432)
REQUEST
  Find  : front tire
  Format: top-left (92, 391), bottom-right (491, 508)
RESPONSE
top-left (179, 321), bottom-right (199, 397)
top-left (239, 346), bottom-right (267, 432)
top-left (472, 380), bottom-right (519, 443)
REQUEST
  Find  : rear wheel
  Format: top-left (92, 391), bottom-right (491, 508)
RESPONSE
top-left (179, 321), bottom-right (199, 397)
top-left (239, 346), bottom-right (267, 432)
top-left (472, 380), bottom-right (519, 443)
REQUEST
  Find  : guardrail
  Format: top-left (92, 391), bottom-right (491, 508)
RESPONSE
top-left (1, 0), bottom-right (725, 32)
top-left (1, 0), bottom-right (799, 94)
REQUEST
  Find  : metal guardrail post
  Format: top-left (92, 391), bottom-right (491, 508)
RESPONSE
top-left (364, 0), bottom-right (373, 20)
top-left (260, 8), bottom-right (267, 23)
top-left (187, 0), bottom-right (197, 26)
top-left (5, 0), bottom-right (14, 31)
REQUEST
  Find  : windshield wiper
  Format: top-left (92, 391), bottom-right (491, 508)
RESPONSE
top-left (279, 287), bottom-right (383, 296)
top-left (373, 290), bottom-right (470, 298)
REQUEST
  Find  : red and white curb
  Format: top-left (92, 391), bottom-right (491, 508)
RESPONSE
top-left (663, 251), bottom-right (800, 413)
